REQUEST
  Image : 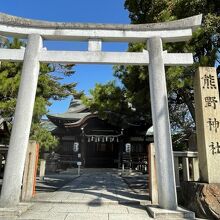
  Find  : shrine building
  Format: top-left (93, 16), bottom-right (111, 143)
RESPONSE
top-left (47, 99), bottom-right (153, 169)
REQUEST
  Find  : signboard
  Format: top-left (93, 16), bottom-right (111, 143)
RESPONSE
top-left (194, 67), bottom-right (220, 183)
top-left (73, 142), bottom-right (79, 152)
top-left (125, 143), bottom-right (131, 153)
top-left (77, 161), bottom-right (82, 166)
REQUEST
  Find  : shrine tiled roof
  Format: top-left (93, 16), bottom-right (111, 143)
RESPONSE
top-left (47, 99), bottom-right (94, 127)
top-left (67, 99), bottom-right (88, 113)
top-left (48, 112), bottom-right (91, 120)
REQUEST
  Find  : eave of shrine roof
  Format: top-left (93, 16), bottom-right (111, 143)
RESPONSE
top-left (47, 112), bottom-right (91, 121)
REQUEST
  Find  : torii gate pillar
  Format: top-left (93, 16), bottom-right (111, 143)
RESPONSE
top-left (0, 34), bottom-right (42, 207)
top-left (148, 37), bottom-right (177, 209)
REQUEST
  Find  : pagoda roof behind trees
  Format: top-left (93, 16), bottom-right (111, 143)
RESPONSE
top-left (67, 99), bottom-right (89, 113)
top-left (47, 99), bottom-right (93, 127)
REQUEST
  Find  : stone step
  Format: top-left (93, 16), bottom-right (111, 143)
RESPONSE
top-left (147, 206), bottom-right (195, 219)
top-left (0, 203), bottom-right (31, 217)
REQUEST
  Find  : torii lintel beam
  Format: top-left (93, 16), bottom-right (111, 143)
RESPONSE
top-left (0, 13), bottom-right (202, 42)
top-left (0, 49), bottom-right (193, 66)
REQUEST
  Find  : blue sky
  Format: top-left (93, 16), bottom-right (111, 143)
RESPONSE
top-left (1, 0), bottom-right (130, 114)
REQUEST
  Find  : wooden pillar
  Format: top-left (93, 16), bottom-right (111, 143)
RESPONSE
top-left (21, 141), bottom-right (39, 201)
top-left (39, 159), bottom-right (46, 181)
top-left (192, 157), bottom-right (199, 181)
top-left (174, 156), bottom-right (180, 187)
top-left (118, 140), bottom-right (123, 169)
top-left (80, 136), bottom-right (86, 167)
top-left (148, 143), bottom-right (158, 204)
top-left (182, 157), bottom-right (190, 181)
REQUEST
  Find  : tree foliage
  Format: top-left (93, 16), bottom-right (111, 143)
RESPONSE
top-left (82, 81), bottom-right (144, 128)
top-left (83, 0), bottom-right (220, 143)
top-left (0, 38), bottom-right (77, 150)
top-left (125, 0), bottom-right (220, 140)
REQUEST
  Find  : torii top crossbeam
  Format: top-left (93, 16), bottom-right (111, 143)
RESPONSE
top-left (0, 13), bottom-right (202, 66)
top-left (0, 13), bottom-right (202, 42)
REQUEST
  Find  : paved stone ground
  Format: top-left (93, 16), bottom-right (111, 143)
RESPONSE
top-left (120, 170), bottom-right (149, 196)
top-left (6, 169), bottom-right (152, 220)
top-left (0, 169), bottom-right (200, 219)
top-left (33, 168), bottom-right (150, 204)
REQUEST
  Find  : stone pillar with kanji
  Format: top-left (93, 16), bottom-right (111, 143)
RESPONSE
top-left (194, 67), bottom-right (220, 183)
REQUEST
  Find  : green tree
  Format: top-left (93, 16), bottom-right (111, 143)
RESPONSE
top-left (82, 81), bottom-right (141, 128)
top-left (123, 0), bottom-right (220, 137)
top-left (0, 38), bottom-right (78, 150)
top-left (83, 0), bottom-right (220, 146)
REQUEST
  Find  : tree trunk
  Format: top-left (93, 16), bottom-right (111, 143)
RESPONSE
top-left (179, 89), bottom-right (196, 123)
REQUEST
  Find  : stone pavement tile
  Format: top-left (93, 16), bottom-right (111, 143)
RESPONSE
top-left (116, 190), bottom-right (147, 203)
top-left (60, 199), bottom-right (88, 204)
top-left (51, 191), bottom-right (71, 196)
top-left (83, 192), bottom-right (102, 199)
top-left (66, 192), bottom-right (85, 199)
top-left (50, 204), bottom-right (88, 213)
top-left (67, 188), bottom-right (86, 192)
top-left (116, 194), bottom-right (140, 201)
top-left (98, 197), bottom-right (119, 204)
top-left (85, 188), bottom-right (105, 192)
top-left (28, 203), bottom-right (53, 212)
top-left (0, 217), bottom-right (17, 220)
top-left (0, 203), bottom-right (32, 219)
top-left (17, 211), bottom-right (67, 220)
top-left (117, 199), bottom-right (141, 205)
top-left (80, 198), bottom-right (104, 204)
top-left (49, 195), bottom-right (70, 201)
top-left (99, 194), bottom-right (118, 201)
top-left (79, 197), bottom-right (118, 205)
top-left (114, 189), bottom-right (134, 197)
top-left (35, 198), bottom-right (63, 203)
top-left (32, 192), bottom-right (53, 200)
top-left (101, 190), bottom-right (117, 195)
top-left (50, 191), bottom-right (71, 199)
top-left (126, 205), bottom-right (148, 214)
top-left (65, 213), bottom-right (108, 220)
top-left (88, 204), bottom-right (128, 214)
top-left (109, 213), bottom-right (152, 220)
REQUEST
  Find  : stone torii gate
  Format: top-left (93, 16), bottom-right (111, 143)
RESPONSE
top-left (0, 13), bottom-right (202, 209)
